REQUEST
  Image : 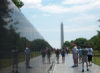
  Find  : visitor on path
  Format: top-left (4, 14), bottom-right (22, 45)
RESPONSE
top-left (24, 47), bottom-right (31, 68)
top-left (41, 49), bottom-right (46, 64)
top-left (56, 49), bottom-right (60, 64)
top-left (81, 46), bottom-right (89, 72)
top-left (46, 48), bottom-right (51, 64)
top-left (88, 46), bottom-right (93, 66)
top-left (12, 49), bottom-right (19, 73)
top-left (78, 46), bottom-right (82, 64)
top-left (66, 47), bottom-right (70, 54)
top-left (72, 44), bottom-right (78, 67)
top-left (61, 48), bottom-right (65, 63)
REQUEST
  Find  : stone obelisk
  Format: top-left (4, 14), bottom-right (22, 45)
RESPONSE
top-left (61, 22), bottom-right (64, 49)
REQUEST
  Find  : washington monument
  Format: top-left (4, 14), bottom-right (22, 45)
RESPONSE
top-left (61, 22), bottom-right (64, 48)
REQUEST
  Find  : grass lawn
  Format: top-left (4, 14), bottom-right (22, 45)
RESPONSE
top-left (92, 56), bottom-right (100, 66)
top-left (0, 51), bottom-right (41, 70)
top-left (92, 51), bottom-right (100, 66)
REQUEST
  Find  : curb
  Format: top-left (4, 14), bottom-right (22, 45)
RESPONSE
top-left (48, 61), bottom-right (55, 73)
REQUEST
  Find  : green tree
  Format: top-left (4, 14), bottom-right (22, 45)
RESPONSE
top-left (63, 41), bottom-right (71, 48)
top-left (89, 33), bottom-right (100, 50)
top-left (74, 38), bottom-right (87, 47)
top-left (30, 39), bottom-right (52, 51)
top-left (12, 0), bottom-right (24, 8)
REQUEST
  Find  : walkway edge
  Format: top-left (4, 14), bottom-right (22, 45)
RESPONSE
top-left (48, 61), bottom-right (55, 73)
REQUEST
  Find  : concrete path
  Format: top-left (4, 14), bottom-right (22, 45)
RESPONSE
top-left (0, 54), bottom-right (56, 73)
top-left (53, 54), bottom-right (100, 73)
top-left (1, 54), bottom-right (100, 73)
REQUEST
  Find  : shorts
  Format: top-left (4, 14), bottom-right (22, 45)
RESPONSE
top-left (88, 55), bottom-right (92, 62)
top-left (73, 54), bottom-right (78, 59)
top-left (82, 56), bottom-right (88, 63)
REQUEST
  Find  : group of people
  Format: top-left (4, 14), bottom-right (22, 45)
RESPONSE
top-left (72, 44), bottom-right (93, 72)
top-left (41, 48), bottom-right (51, 64)
top-left (41, 47), bottom-right (70, 64)
top-left (24, 44), bottom-right (93, 73)
top-left (55, 48), bottom-right (68, 64)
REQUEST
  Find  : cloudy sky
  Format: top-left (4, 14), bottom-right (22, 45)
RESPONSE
top-left (21, 0), bottom-right (100, 48)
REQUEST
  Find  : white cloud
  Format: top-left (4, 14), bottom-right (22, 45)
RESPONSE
top-left (31, 15), bottom-right (38, 19)
top-left (43, 14), bottom-right (50, 16)
top-left (21, 0), bottom-right (42, 4)
top-left (62, 0), bottom-right (93, 5)
top-left (38, 28), bottom-right (60, 32)
top-left (39, 5), bottom-right (70, 14)
top-left (68, 14), bottom-right (96, 23)
top-left (64, 25), bottom-right (99, 33)
top-left (22, 0), bottom-right (100, 14)
top-left (38, 25), bottom-right (98, 33)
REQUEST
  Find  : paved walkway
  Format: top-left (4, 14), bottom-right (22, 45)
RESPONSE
top-left (53, 54), bottom-right (100, 73)
top-left (0, 54), bottom-right (55, 73)
top-left (0, 54), bottom-right (100, 73)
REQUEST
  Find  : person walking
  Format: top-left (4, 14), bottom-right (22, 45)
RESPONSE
top-left (61, 48), bottom-right (65, 63)
top-left (46, 48), bottom-right (51, 64)
top-left (88, 46), bottom-right (93, 66)
top-left (56, 49), bottom-right (60, 64)
top-left (66, 47), bottom-right (70, 54)
top-left (41, 49), bottom-right (46, 64)
top-left (24, 47), bottom-right (31, 68)
top-left (12, 49), bottom-right (19, 73)
top-left (78, 46), bottom-right (82, 64)
top-left (81, 46), bottom-right (89, 72)
top-left (72, 44), bottom-right (78, 67)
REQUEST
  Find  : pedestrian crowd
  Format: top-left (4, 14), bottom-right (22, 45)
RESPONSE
top-left (41, 43), bottom-right (93, 73)
top-left (41, 47), bottom-right (70, 64)
top-left (72, 44), bottom-right (93, 72)
top-left (11, 44), bottom-right (93, 73)
top-left (24, 44), bottom-right (93, 73)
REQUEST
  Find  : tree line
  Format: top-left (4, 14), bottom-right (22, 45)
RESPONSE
top-left (63, 31), bottom-right (100, 50)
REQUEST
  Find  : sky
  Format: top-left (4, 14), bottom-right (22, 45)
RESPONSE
top-left (21, 0), bottom-right (100, 48)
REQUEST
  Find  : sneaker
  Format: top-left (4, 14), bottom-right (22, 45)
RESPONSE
top-left (76, 64), bottom-right (78, 67)
top-left (72, 65), bottom-right (76, 67)
top-left (82, 69), bottom-right (84, 72)
top-left (87, 69), bottom-right (89, 71)
top-left (27, 65), bottom-right (32, 68)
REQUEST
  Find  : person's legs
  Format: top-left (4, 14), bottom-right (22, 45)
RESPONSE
top-left (73, 58), bottom-right (75, 65)
top-left (82, 62), bottom-right (84, 72)
top-left (15, 64), bottom-right (18, 73)
top-left (72, 55), bottom-right (76, 67)
top-left (42, 57), bottom-right (45, 64)
top-left (76, 57), bottom-right (78, 66)
top-left (88, 55), bottom-right (91, 65)
top-left (62, 57), bottom-right (65, 63)
top-left (48, 56), bottom-right (51, 64)
top-left (57, 56), bottom-right (59, 64)
top-left (90, 55), bottom-right (92, 65)
top-left (79, 55), bottom-right (82, 63)
top-left (86, 62), bottom-right (89, 71)
top-left (63, 57), bottom-right (65, 63)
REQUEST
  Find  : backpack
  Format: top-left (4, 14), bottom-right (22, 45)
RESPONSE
top-left (62, 50), bottom-right (65, 55)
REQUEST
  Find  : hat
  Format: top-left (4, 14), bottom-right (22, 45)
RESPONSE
top-left (72, 43), bottom-right (76, 47)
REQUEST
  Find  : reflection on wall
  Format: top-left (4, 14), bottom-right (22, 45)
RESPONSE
top-left (1, 0), bottom-right (43, 41)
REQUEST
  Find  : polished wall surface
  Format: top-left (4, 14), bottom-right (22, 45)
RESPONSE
top-left (0, 0), bottom-right (43, 41)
